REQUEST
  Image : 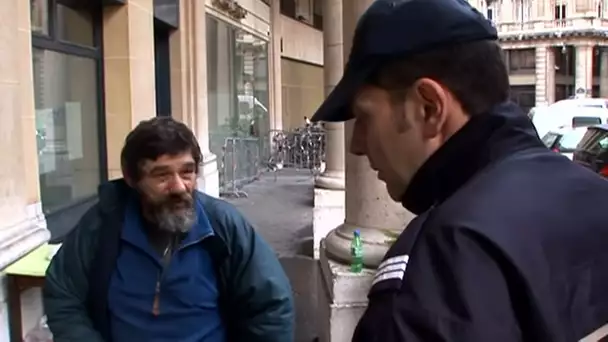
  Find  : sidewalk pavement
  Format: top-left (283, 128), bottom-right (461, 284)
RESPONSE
top-left (225, 170), bottom-right (319, 342)
top-left (225, 170), bottom-right (315, 258)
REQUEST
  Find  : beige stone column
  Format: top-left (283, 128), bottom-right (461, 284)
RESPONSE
top-left (169, 1), bottom-right (195, 133)
top-left (317, 1), bottom-right (413, 341)
top-left (312, 0), bottom-right (346, 259)
top-left (103, 0), bottom-right (157, 180)
top-left (268, 0), bottom-right (283, 131)
top-left (0, 0), bottom-right (49, 272)
top-left (169, 0), bottom-right (219, 197)
top-left (0, 0), bottom-right (50, 338)
top-left (599, 48), bottom-right (608, 98)
top-left (535, 45), bottom-right (556, 106)
top-left (316, 0), bottom-right (345, 190)
top-left (574, 43), bottom-right (594, 98)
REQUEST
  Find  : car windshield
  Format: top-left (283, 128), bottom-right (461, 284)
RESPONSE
top-left (556, 129), bottom-right (587, 151)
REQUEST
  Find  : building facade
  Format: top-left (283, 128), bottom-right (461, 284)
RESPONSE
top-left (279, 0), bottom-right (325, 130)
top-left (0, 0), bottom-right (323, 339)
top-left (470, 0), bottom-right (608, 112)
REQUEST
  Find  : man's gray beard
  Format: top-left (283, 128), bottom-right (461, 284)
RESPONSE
top-left (154, 207), bottom-right (197, 233)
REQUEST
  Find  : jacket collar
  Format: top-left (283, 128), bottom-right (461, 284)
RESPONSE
top-left (401, 102), bottom-right (545, 215)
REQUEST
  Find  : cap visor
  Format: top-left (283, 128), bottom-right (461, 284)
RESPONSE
top-left (311, 62), bottom-right (376, 122)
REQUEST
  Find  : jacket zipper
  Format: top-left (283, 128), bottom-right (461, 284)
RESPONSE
top-left (152, 281), bottom-right (161, 315)
top-left (152, 244), bottom-right (171, 316)
top-left (150, 232), bottom-right (214, 316)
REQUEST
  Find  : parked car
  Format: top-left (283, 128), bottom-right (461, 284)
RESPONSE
top-left (550, 98), bottom-right (608, 110)
top-left (528, 106), bottom-right (542, 120)
top-left (541, 127), bottom-right (588, 160)
top-left (532, 105), bottom-right (608, 138)
top-left (573, 124), bottom-right (608, 177)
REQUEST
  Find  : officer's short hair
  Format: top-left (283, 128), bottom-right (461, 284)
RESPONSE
top-left (370, 40), bottom-right (510, 116)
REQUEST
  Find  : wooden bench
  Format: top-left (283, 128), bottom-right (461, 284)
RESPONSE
top-left (4, 244), bottom-right (59, 342)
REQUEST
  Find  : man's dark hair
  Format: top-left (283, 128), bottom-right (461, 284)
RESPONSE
top-left (120, 117), bottom-right (202, 182)
top-left (370, 40), bottom-right (510, 116)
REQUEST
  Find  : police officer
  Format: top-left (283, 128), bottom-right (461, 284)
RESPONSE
top-left (311, 0), bottom-right (608, 341)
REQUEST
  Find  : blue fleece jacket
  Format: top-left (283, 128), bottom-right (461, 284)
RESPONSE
top-left (107, 197), bottom-right (226, 342)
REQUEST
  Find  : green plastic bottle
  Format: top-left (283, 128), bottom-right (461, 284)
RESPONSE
top-left (350, 229), bottom-right (363, 273)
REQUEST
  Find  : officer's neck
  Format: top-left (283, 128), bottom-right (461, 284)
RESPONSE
top-left (400, 102), bottom-right (540, 215)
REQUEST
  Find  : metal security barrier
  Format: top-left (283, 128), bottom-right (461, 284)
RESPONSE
top-left (217, 126), bottom-right (327, 198)
top-left (219, 137), bottom-right (262, 198)
top-left (266, 127), bottom-right (326, 176)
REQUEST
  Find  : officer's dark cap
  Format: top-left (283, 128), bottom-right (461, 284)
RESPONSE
top-left (311, 0), bottom-right (498, 123)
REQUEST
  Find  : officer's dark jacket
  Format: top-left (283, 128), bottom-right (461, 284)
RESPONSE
top-left (43, 179), bottom-right (294, 342)
top-left (353, 102), bottom-right (608, 342)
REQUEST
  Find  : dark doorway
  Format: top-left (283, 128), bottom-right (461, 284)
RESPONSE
top-left (154, 19), bottom-right (172, 117)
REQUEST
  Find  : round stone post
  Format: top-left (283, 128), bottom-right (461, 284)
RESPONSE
top-left (312, 0), bottom-right (346, 259)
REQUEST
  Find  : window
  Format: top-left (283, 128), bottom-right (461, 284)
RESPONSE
top-left (294, 0), bottom-right (313, 24)
top-left (280, 0), bottom-right (296, 18)
top-left (31, 0), bottom-right (50, 35)
top-left (507, 49), bottom-right (536, 72)
top-left (56, 3), bottom-right (95, 46)
top-left (509, 85), bottom-right (536, 113)
top-left (206, 16), bottom-right (270, 155)
top-left (555, 84), bottom-right (575, 101)
top-left (579, 128), bottom-right (608, 154)
top-left (572, 116), bottom-right (602, 128)
top-left (513, 0), bottom-right (532, 23)
top-left (313, 0), bottom-right (323, 30)
top-left (599, 136), bottom-right (608, 150)
top-left (31, 0), bottom-right (105, 215)
top-left (593, 47), bottom-right (602, 77)
top-left (555, 3), bottom-right (567, 20)
top-left (206, 16), bottom-right (270, 190)
top-left (554, 46), bottom-right (575, 76)
top-left (484, 0), bottom-right (501, 23)
top-left (555, 129), bottom-right (588, 152)
top-left (593, 85), bottom-right (601, 98)
top-left (542, 132), bottom-right (560, 148)
top-left (486, 8), bottom-right (493, 21)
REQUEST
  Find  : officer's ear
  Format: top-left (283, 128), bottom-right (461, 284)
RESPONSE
top-left (412, 78), bottom-right (447, 139)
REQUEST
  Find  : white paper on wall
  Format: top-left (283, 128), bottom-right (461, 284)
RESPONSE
top-left (65, 102), bottom-right (83, 160)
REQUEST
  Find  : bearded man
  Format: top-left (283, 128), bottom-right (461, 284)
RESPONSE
top-left (43, 117), bottom-right (294, 342)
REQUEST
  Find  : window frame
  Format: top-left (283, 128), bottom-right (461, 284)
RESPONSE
top-left (31, 0), bottom-right (108, 215)
top-left (279, 0), bottom-right (323, 31)
top-left (507, 48), bottom-right (536, 73)
top-left (554, 3), bottom-right (567, 20)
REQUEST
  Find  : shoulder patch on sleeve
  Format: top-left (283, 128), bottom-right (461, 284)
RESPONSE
top-left (372, 254), bottom-right (409, 286)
